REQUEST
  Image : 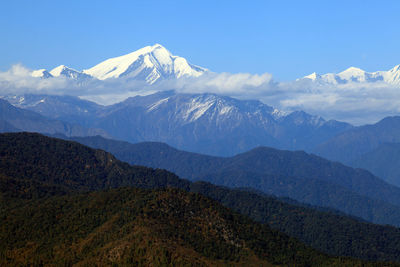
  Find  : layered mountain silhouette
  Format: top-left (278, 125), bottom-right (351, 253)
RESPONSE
top-left (350, 143), bottom-right (400, 187)
top-left (2, 132), bottom-right (400, 264)
top-left (315, 116), bottom-right (400, 164)
top-left (0, 98), bottom-right (108, 137)
top-left (3, 43), bottom-right (400, 266)
top-left (64, 134), bottom-right (400, 228)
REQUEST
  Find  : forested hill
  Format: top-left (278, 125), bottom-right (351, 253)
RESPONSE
top-left (0, 133), bottom-right (378, 266)
top-left (67, 135), bottom-right (400, 227)
top-left (4, 186), bottom-right (382, 266)
top-left (1, 132), bottom-right (400, 264)
top-left (0, 132), bottom-right (190, 193)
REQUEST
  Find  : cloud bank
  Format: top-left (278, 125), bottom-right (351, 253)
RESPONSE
top-left (1, 64), bottom-right (400, 125)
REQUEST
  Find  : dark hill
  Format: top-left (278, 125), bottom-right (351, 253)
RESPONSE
top-left (0, 132), bottom-right (189, 193)
top-left (68, 135), bottom-right (400, 227)
top-left (4, 132), bottom-right (400, 262)
top-left (0, 133), bottom-right (376, 266)
top-left (3, 186), bottom-right (357, 266)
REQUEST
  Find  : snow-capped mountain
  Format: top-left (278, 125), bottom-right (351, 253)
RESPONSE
top-left (302, 65), bottom-right (400, 85)
top-left (90, 92), bottom-right (353, 155)
top-left (5, 91), bottom-right (351, 156)
top-left (31, 69), bottom-right (53, 78)
top-left (28, 44), bottom-right (399, 87)
top-left (30, 44), bottom-right (207, 84)
top-left (83, 44), bottom-right (207, 83)
top-left (49, 65), bottom-right (92, 80)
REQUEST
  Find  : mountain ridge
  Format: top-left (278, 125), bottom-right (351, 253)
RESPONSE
top-left (3, 132), bottom-right (400, 263)
top-left (65, 134), bottom-right (400, 227)
top-left (0, 98), bottom-right (109, 138)
top-left (350, 142), bottom-right (400, 187)
top-left (4, 91), bottom-right (352, 156)
top-left (301, 65), bottom-right (400, 85)
top-left (27, 44), bottom-right (400, 87)
top-left (314, 116), bottom-right (400, 164)
top-left (30, 44), bottom-right (207, 84)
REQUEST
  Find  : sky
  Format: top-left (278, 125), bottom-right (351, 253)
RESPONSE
top-left (1, 0), bottom-right (400, 81)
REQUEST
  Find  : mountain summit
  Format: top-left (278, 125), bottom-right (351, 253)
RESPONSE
top-left (29, 44), bottom-right (399, 87)
top-left (302, 65), bottom-right (400, 85)
top-left (83, 44), bottom-right (207, 83)
top-left (49, 65), bottom-right (92, 80)
top-left (30, 44), bottom-right (207, 84)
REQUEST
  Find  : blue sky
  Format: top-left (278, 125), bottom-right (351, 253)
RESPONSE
top-left (1, 0), bottom-right (400, 81)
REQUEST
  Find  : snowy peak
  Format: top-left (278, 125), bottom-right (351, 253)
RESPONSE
top-left (31, 69), bottom-right (53, 78)
top-left (337, 67), bottom-right (368, 83)
top-left (390, 64), bottom-right (400, 73)
top-left (282, 110), bottom-right (325, 127)
top-left (50, 65), bottom-right (75, 77)
top-left (49, 65), bottom-right (91, 80)
top-left (302, 65), bottom-right (400, 85)
top-left (31, 65), bottom-right (91, 80)
top-left (303, 72), bottom-right (320, 81)
top-left (83, 44), bottom-right (207, 84)
top-left (338, 66), bottom-right (365, 77)
top-left (28, 44), bottom-right (207, 84)
top-left (133, 92), bottom-right (277, 124)
top-left (382, 64), bottom-right (400, 84)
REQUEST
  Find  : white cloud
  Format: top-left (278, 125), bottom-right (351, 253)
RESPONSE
top-left (170, 72), bottom-right (275, 96)
top-left (0, 64), bottom-right (152, 99)
top-left (1, 64), bottom-right (400, 125)
top-left (0, 64), bottom-right (73, 95)
top-left (266, 81), bottom-right (400, 125)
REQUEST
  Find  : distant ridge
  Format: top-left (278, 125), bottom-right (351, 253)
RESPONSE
top-left (301, 65), bottom-right (400, 85)
top-left (28, 44), bottom-right (400, 86)
top-left (0, 98), bottom-right (108, 138)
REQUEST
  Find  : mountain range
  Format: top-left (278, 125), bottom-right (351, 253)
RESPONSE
top-left (64, 134), bottom-right (400, 228)
top-left (3, 132), bottom-right (400, 264)
top-left (312, 116), bottom-right (400, 187)
top-left (301, 65), bottom-right (400, 85)
top-left (0, 98), bottom-right (108, 138)
top-left (2, 91), bottom-right (352, 156)
top-left (3, 43), bottom-right (400, 265)
top-left (27, 44), bottom-right (400, 87)
top-left (315, 116), bottom-right (400, 163)
top-left (4, 89), bottom-right (400, 227)
top-left (31, 44), bottom-right (207, 84)
top-left (2, 133), bottom-right (322, 266)
top-left (4, 88), bottom-right (400, 188)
